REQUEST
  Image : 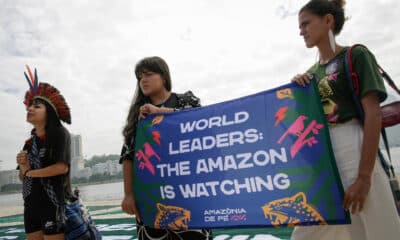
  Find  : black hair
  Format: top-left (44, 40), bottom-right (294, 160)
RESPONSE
top-left (123, 56), bottom-right (172, 144)
top-left (134, 56), bottom-right (172, 91)
top-left (44, 101), bottom-right (64, 149)
top-left (300, 0), bottom-right (346, 35)
top-left (41, 99), bottom-right (72, 196)
top-left (31, 98), bottom-right (63, 148)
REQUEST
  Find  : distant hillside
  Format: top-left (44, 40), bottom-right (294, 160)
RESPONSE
top-left (84, 154), bottom-right (120, 167)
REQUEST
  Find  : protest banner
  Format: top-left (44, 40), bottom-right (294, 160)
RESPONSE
top-left (132, 82), bottom-right (350, 229)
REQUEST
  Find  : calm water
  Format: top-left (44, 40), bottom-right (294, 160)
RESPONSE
top-left (2, 147), bottom-right (399, 208)
top-left (0, 181), bottom-right (124, 208)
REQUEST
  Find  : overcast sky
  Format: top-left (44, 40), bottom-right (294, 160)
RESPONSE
top-left (1, 0), bottom-right (399, 170)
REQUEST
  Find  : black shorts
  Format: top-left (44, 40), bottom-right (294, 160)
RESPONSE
top-left (24, 193), bottom-right (65, 235)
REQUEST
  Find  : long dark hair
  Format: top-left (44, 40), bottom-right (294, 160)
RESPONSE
top-left (30, 98), bottom-right (63, 145)
top-left (300, 0), bottom-right (346, 35)
top-left (35, 100), bottom-right (64, 150)
top-left (31, 98), bottom-right (68, 163)
top-left (41, 99), bottom-right (73, 195)
top-left (122, 56), bottom-right (172, 145)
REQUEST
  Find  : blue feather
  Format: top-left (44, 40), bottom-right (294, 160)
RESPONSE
top-left (34, 68), bottom-right (39, 92)
top-left (24, 72), bottom-right (33, 91)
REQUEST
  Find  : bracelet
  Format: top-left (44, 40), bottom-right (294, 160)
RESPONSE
top-left (23, 169), bottom-right (31, 177)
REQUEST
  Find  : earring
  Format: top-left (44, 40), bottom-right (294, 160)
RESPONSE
top-left (329, 29), bottom-right (336, 53)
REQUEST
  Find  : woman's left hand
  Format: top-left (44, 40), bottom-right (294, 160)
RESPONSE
top-left (343, 175), bottom-right (371, 214)
top-left (139, 104), bottom-right (160, 119)
top-left (17, 150), bottom-right (30, 173)
top-left (19, 163), bottom-right (31, 176)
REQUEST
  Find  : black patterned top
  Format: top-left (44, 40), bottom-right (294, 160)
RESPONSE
top-left (119, 91), bottom-right (201, 163)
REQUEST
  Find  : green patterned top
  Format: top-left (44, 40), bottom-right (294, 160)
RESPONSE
top-left (308, 46), bottom-right (387, 124)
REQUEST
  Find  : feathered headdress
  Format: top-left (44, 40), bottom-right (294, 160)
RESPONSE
top-left (23, 65), bottom-right (71, 124)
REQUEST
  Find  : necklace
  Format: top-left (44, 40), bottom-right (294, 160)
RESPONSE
top-left (318, 46), bottom-right (344, 65)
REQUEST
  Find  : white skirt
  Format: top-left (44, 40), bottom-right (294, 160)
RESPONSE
top-left (291, 120), bottom-right (400, 240)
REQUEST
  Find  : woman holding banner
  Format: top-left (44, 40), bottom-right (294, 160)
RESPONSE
top-left (291, 0), bottom-right (400, 239)
top-left (120, 56), bottom-right (212, 240)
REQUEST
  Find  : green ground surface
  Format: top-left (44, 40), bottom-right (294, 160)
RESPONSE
top-left (0, 205), bottom-right (293, 239)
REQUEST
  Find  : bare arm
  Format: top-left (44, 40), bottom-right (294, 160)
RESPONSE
top-left (123, 159), bottom-right (134, 197)
top-left (343, 92), bottom-right (381, 213)
top-left (358, 92), bottom-right (382, 178)
top-left (18, 169), bottom-right (24, 181)
top-left (25, 162), bottom-right (69, 178)
top-left (157, 107), bottom-right (174, 113)
top-left (121, 159), bottom-right (141, 221)
top-left (139, 104), bottom-right (173, 119)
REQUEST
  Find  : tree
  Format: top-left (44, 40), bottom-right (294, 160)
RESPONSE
top-left (84, 154), bottom-right (120, 167)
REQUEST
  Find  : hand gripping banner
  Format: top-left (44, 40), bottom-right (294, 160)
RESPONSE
top-left (132, 82), bottom-right (350, 229)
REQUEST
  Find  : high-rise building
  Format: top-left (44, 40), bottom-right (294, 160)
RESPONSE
top-left (70, 134), bottom-right (84, 178)
top-left (0, 170), bottom-right (19, 189)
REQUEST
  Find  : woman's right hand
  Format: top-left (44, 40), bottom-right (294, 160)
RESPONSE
top-left (139, 103), bottom-right (160, 119)
top-left (121, 194), bottom-right (141, 221)
top-left (291, 72), bottom-right (313, 87)
top-left (16, 150), bottom-right (29, 167)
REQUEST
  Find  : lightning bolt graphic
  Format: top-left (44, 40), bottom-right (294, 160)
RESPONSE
top-left (275, 106), bottom-right (289, 126)
top-left (152, 131), bottom-right (161, 145)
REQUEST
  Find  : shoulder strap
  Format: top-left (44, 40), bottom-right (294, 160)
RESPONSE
top-left (346, 44), bottom-right (400, 95)
top-left (381, 128), bottom-right (396, 177)
top-left (379, 65), bottom-right (400, 95)
top-left (344, 44), bottom-right (364, 121)
top-left (345, 44), bottom-right (361, 96)
top-left (343, 44), bottom-right (396, 178)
